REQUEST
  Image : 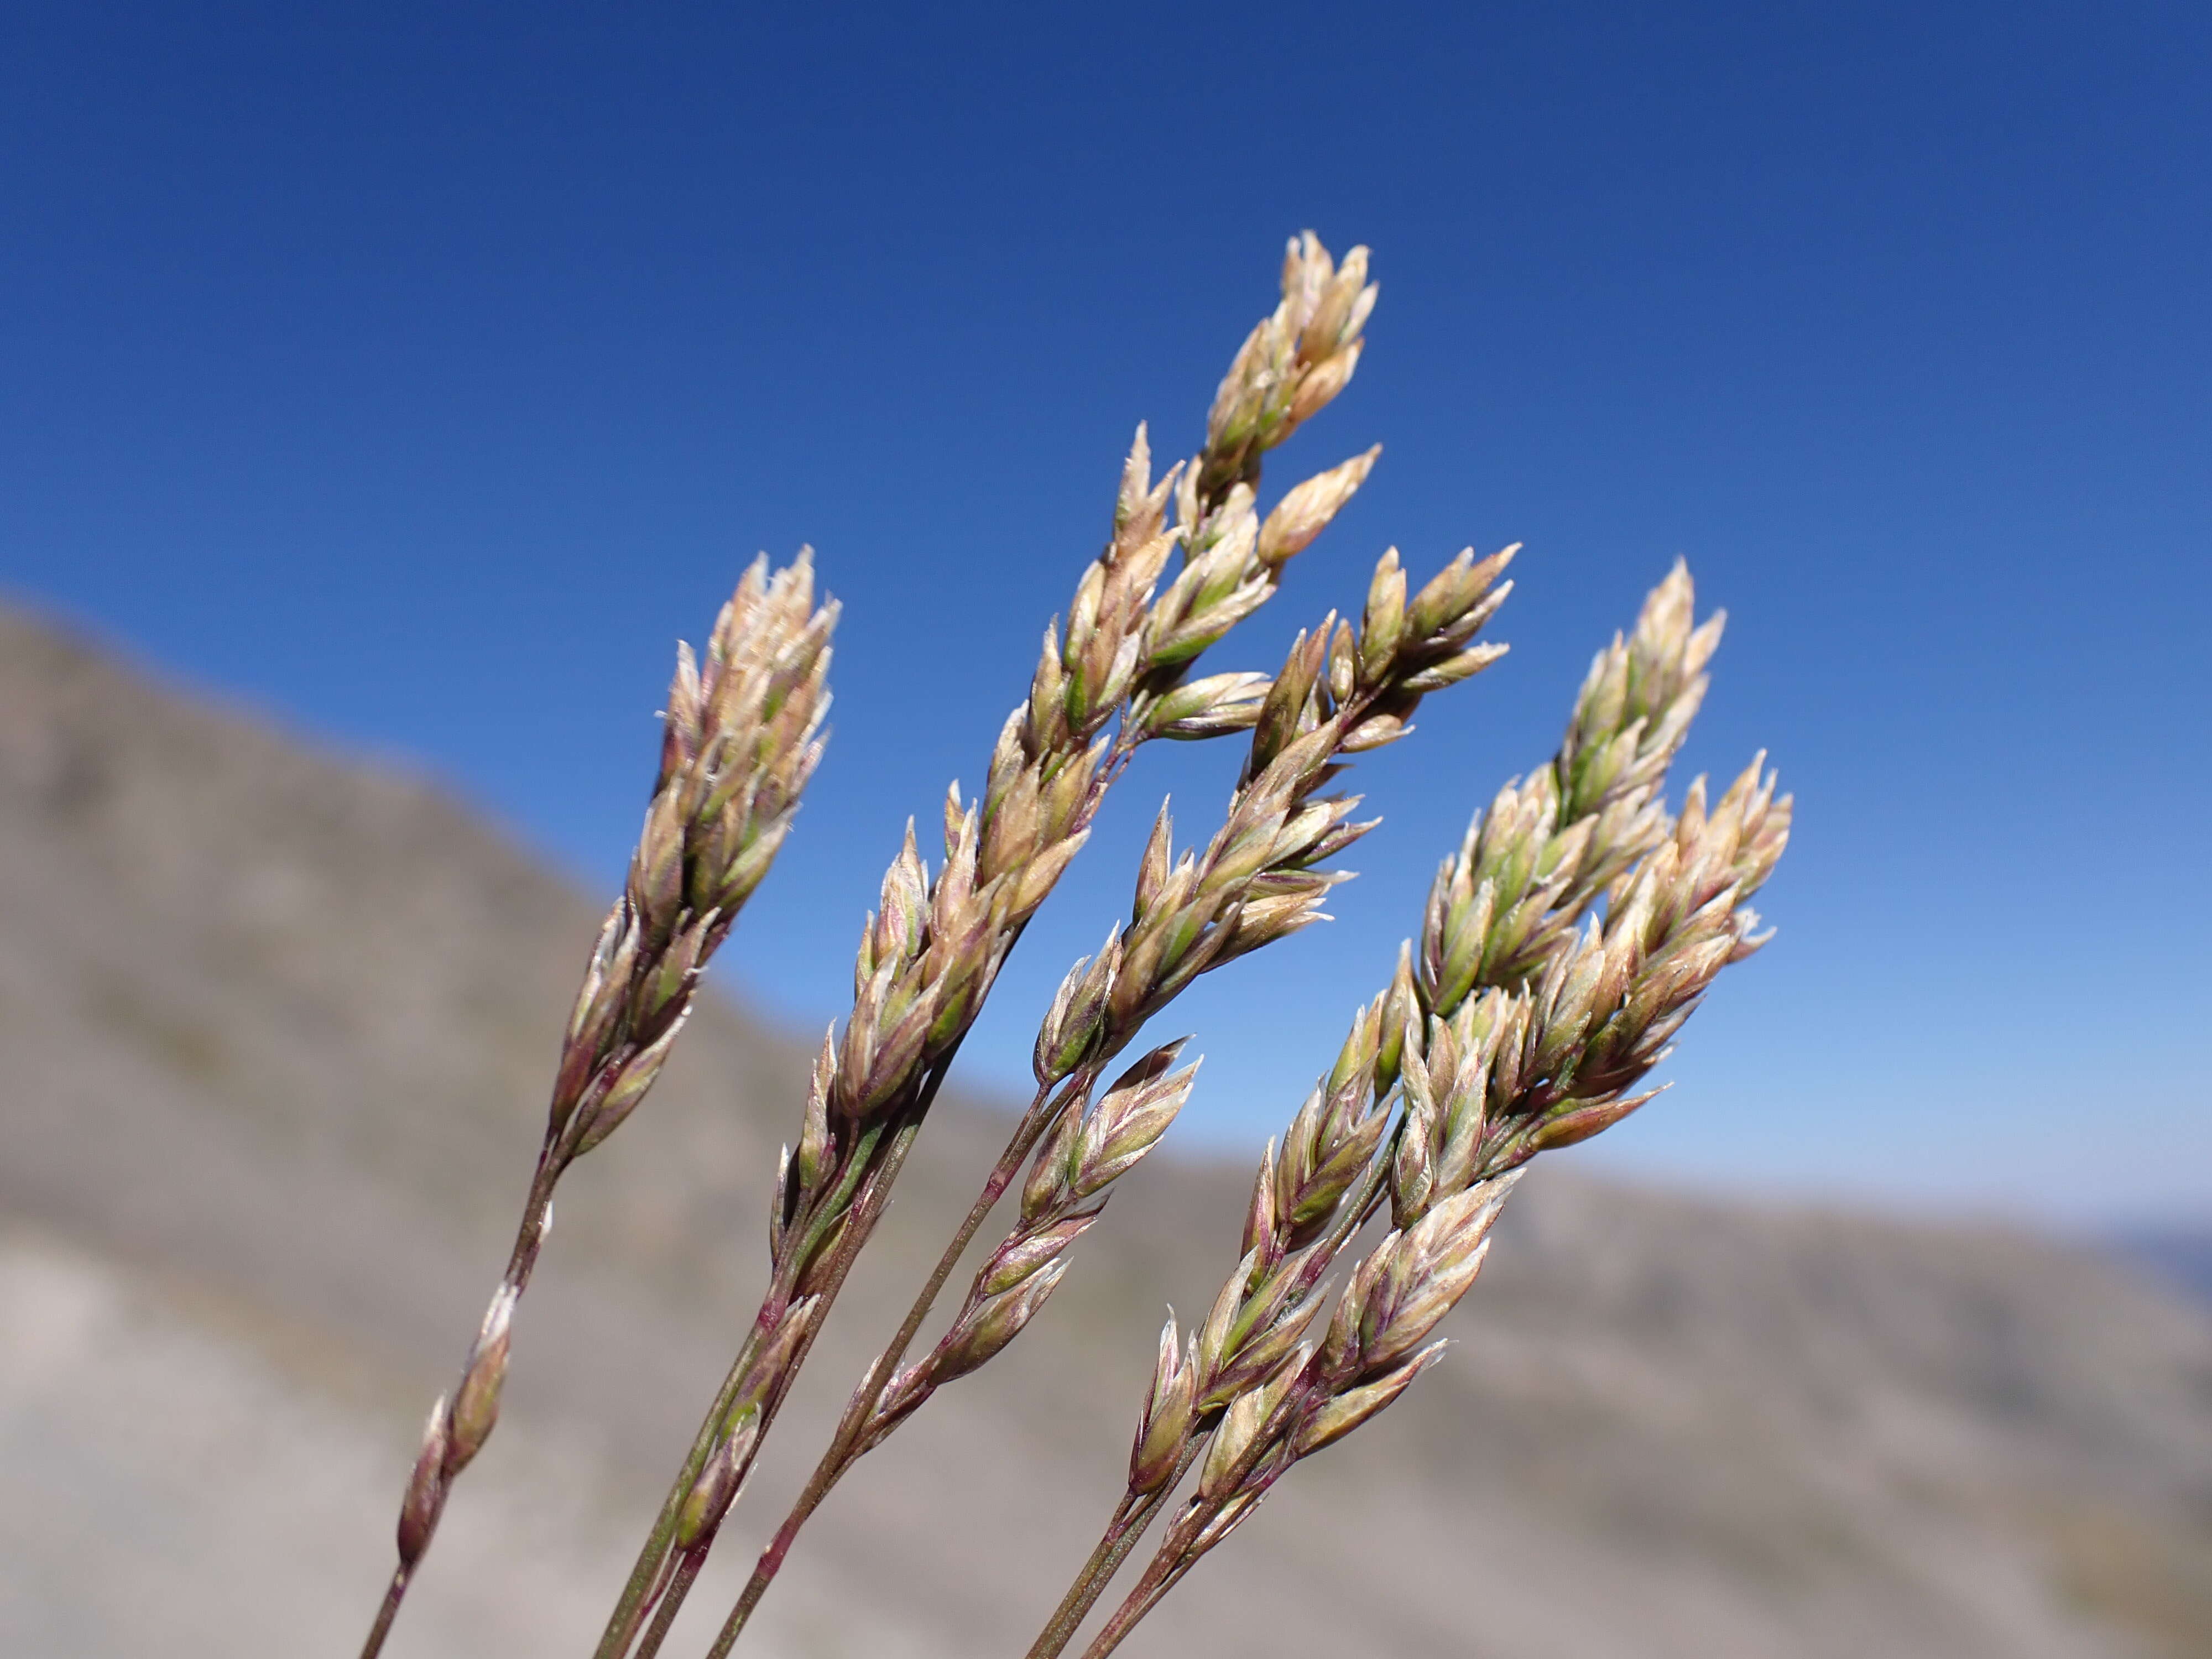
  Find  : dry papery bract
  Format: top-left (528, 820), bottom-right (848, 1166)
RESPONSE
top-left (353, 232), bottom-right (1790, 1659)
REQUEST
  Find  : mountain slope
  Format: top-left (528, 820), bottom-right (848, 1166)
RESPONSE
top-left (2114, 1227), bottom-right (2212, 1306)
top-left (3, 599), bottom-right (2209, 1658)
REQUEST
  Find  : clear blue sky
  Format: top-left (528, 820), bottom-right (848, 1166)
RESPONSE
top-left (6, 4), bottom-right (2206, 1223)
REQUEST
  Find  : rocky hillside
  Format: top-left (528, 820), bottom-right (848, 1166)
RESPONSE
top-left (3, 599), bottom-right (2209, 1658)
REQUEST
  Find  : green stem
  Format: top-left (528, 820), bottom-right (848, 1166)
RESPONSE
top-left (601, 1046), bottom-right (961, 1657)
top-left (705, 1073), bottom-right (1084, 1656)
top-left (1077, 1357), bottom-right (1326, 1658)
top-left (631, 1545), bottom-right (706, 1659)
top-left (1022, 1443), bottom-right (1197, 1659)
top-left (1076, 1552), bottom-right (1182, 1659)
top-left (589, 1120), bottom-right (884, 1659)
top-left (1026, 1116), bottom-right (1396, 1659)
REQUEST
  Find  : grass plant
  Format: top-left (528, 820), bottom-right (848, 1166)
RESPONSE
top-left (356, 232), bottom-right (1790, 1659)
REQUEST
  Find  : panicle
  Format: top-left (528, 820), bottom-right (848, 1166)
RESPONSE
top-left (1089, 558), bottom-right (1792, 1646)
top-left (1199, 233), bottom-right (1379, 499)
top-left (551, 551), bottom-right (837, 1166)
top-left (1413, 559), bottom-right (1734, 1026)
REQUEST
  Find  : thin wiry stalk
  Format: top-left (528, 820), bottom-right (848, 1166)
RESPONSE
top-left (355, 555), bottom-right (833, 1659)
top-left (1077, 1543), bottom-right (1187, 1659)
top-left (623, 1074), bottom-right (954, 1659)
top-left (703, 1068), bottom-right (1087, 1657)
top-left (720, 1046), bottom-right (1192, 1651)
top-left (589, 1092), bottom-right (891, 1659)
top-left (632, 1545), bottom-right (706, 1659)
top-left (359, 1570), bottom-right (408, 1659)
top-left (624, 231), bottom-right (1411, 1656)
top-left (1022, 1430), bottom-right (1204, 1659)
top-left (1025, 1136), bottom-right (1403, 1659)
top-left (1025, 565), bottom-right (1791, 1658)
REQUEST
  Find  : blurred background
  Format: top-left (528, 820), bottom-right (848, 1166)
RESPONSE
top-left (3, 4), bottom-right (2208, 1656)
